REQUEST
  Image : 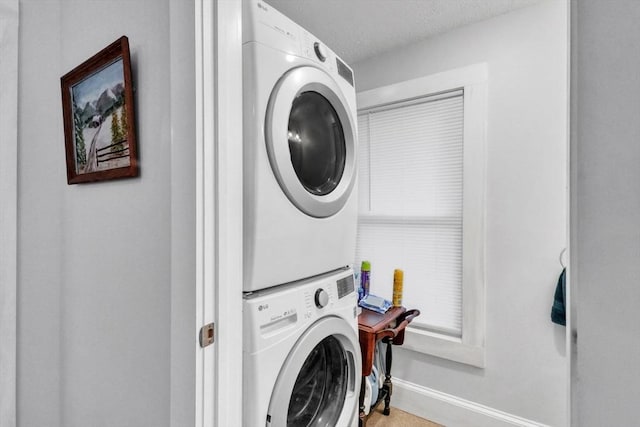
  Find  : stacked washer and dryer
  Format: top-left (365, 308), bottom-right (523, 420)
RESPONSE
top-left (242, 1), bottom-right (362, 426)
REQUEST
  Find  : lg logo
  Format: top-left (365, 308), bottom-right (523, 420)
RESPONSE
top-left (258, 304), bottom-right (269, 311)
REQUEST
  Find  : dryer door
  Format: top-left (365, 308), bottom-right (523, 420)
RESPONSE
top-left (266, 317), bottom-right (361, 427)
top-left (266, 66), bottom-right (356, 218)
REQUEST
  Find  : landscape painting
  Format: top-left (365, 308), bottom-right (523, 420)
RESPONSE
top-left (71, 59), bottom-right (129, 173)
top-left (61, 36), bottom-right (138, 184)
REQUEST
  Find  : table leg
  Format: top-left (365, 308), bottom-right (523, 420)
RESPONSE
top-left (359, 373), bottom-right (367, 427)
top-left (383, 340), bottom-right (393, 416)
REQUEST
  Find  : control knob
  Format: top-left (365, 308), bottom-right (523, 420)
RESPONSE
top-left (313, 42), bottom-right (327, 62)
top-left (314, 288), bottom-right (329, 308)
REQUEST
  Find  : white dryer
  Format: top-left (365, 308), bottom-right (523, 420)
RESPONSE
top-left (243, 268), bottom-right (362, 427)
top-left (243, 0), bottom-right (358, 292)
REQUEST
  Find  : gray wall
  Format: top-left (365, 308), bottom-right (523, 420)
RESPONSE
top-left (17, 1), bottom-right (195, 426)
top-left (353, 1), bottom-right (568, 425)
top-left (572, 0), bottom-right (640, 425)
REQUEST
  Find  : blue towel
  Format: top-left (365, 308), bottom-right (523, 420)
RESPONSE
top-left (551, 268), bottom-right (566, 326)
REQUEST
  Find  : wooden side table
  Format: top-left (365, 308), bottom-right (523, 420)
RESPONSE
top-left (357, 306), bottom-right (420, 427)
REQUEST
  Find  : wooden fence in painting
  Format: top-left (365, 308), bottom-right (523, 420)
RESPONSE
top-left (96, 139), bottom-right (130, 165)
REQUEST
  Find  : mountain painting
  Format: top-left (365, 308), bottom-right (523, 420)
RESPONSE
top-left (61, 36), bottom-right (137, 184)
top-left (70, 58), bottom-right (130, 174)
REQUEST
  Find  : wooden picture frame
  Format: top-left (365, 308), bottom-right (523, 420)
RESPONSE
top-left (61, 36), bottom-right (138, 184)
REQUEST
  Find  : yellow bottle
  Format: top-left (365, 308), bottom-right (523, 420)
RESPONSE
top-left (392, 269), bottom-right (403, 307)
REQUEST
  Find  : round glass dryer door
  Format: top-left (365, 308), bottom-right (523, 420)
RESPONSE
top-left (266, 66), bottom-right (356, 218)
top-left (288, 92), bottom-right (346, 197)
top-left (267, 317), bottom-right (360, 427)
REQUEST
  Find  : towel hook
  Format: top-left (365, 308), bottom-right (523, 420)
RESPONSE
top-left (559, 248), bottom-right (567, 269)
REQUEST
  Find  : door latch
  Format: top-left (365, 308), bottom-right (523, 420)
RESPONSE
top-left (200, 323), bottom-right (215, 348)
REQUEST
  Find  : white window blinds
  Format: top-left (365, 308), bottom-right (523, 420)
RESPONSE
top-left (356, 90), bottom-right (464, 336)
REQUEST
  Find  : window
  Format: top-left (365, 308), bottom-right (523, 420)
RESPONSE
top-left (355, 64), bottom-right (487, 367)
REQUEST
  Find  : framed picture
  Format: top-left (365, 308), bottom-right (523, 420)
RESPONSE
top-left (61, 36), bottom-right (138, 184)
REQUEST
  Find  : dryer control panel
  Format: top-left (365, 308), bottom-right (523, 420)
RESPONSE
top-left (244, 0), bottom-right (356, 88)
top-left (300, 32), bottom-right (354, 87)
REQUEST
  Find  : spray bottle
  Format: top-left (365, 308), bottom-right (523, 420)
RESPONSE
top-left (359, 261), bottom-right (371, 302)
top-left (392, 269), bottom-right (404, 307)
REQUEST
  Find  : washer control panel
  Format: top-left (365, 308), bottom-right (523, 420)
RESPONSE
top-left (303, 285), bottom-right (333, 314)
top-left (243, 268), bottom-right (357, 352)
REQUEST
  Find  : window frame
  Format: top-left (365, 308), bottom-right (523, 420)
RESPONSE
top-left (356, 63), bottom-right (487, 367)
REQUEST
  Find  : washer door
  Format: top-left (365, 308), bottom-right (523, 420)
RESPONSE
top-left (266, 317), bottom-right (361, 427)
top-left (266, 66), bottom-right (356, 218)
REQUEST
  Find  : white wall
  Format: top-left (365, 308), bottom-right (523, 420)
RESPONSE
top-left (353, 1), bottom-right (568, 425)
top-left (572, 1), bottom-right (640, 425)
top-left (17, 1), bottom-right (195, 426)
top-left (0, 1), bottom-right (19, 426)
top-left (169, 0), bottom-right (197, 425)
top-left (17, 2), bottom-right (64, 424)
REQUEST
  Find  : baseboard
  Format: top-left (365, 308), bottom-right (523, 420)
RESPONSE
top-left (392, 378), bottom-right (551, 427)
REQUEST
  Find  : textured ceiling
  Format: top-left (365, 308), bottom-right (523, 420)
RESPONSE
top-left (265, 0), bottom-right (542, 64)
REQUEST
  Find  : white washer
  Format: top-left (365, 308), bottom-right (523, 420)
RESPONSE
top-left (243, 268), bottom-right (362, 427)
top-left (243, 0), bottom-right (358, 292)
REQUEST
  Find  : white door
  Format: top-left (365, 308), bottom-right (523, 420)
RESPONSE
top-left (195, 0), bottom-right (243, 426)
top-left (267, 317), bottom-right (361, 427)
top-left (265, 66), bottom-right (357, 218)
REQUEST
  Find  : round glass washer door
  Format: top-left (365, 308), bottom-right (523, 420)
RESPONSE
top-left (266, 317), bottom-right (360, 427)
top-left (266, 66), bottom-right (356, 218)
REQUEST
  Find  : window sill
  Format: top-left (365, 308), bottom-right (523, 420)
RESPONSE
top-left (402, 326), bottom-right (485, 368)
